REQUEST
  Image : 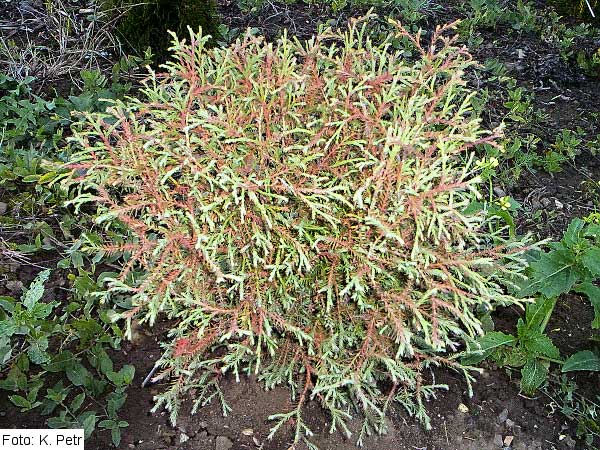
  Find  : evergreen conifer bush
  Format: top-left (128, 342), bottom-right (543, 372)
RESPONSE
top-left (66, 17), bottom-right (532, 445)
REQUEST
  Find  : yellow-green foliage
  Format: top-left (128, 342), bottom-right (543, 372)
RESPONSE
top-left (67, 17), bottom-right (531, 446)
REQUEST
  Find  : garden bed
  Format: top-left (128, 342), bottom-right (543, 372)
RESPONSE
top-left (1, 0), bottom-right (599, 449)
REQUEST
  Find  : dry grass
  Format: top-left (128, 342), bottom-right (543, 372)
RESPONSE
top-left (0, 0), bottom-right (129, 91)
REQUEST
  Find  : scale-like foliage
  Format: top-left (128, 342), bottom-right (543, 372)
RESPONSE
top-left (66, 16), bottom-right (531, 445)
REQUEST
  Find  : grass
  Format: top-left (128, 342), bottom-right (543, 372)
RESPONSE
top-left (0, 0), bottom-right (124, 91)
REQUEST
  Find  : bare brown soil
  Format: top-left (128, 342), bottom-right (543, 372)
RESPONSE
top-left (77, 295), bottom-right (596, 450)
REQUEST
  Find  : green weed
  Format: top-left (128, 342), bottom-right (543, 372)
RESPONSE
top-left (463, 218), bottom-right (600, 395)
top-left (0, 269), bottom-right (133, 446)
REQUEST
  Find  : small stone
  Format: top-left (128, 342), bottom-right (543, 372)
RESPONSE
top-left (215, 436), bottom-right (233, 450)
top-left (493, 434), bottom-right (504, 447)
top-left (457, 403), bottom-right (469, 414)
top-left (493, 187), bottom-right (506, 198)
top-left (199, 421), bottom-right (208, 429)
top-left (241, 428), bottom-right (254, 436)
top-left (128, 445), bottom-right (135, 449)
top-left (180, 433), bottom-right (189, 443)
top-left (505, 419), bottom-right (515, 428)
top-left (497, 408), bottom-right (509, 424)
top-left (0, 202), bottom-right (7, 215)
top-left (554, 199), bottom-right (564, 209)
top-left (559, 435), bottom-right (576, 448)
top-left (6, 280), bottom-right (24, 294)
top-left (504, 435), bottom-right (514, 446)
top-left (531, 199), bottom-right (543, 210)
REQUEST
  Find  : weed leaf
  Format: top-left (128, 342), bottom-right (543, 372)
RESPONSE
top-left (524, 297), bottom-right (555, 330)
top-left (521, 358), bottom-right (548, 394)
top-left (22, 269), bottom-right (50, 310)
top-left (462, 332), bottom-right (516, 365)
top-left (562, 350), bottom-right (600, 372)
top-left (581, 247), bottom-right (600, 277)
top-left (522, 251), bottom-right (577, 298)
top-left (522, 332), bottom-right (560, 359)
top-left (563, 218), bottom-right (585, 247)
top-left (66, 363), bottom-right (91, 387)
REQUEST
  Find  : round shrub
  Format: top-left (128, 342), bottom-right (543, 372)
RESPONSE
top-left (67, 17), bottom-right (531, 445)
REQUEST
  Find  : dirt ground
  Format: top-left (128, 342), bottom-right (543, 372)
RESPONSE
top-left (1, 0), bottom-right (600, 449)
top-left (1, 297), bottom-right (597, 450)
top-left (4, 298), bottom-right (592, 450)
top-left (81, 295), bottom-right (598, 450)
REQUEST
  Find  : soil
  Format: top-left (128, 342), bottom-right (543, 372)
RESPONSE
top-left (5, 296), bottom-right (586, 450)
top-left (1, 0), bottom-right (600, 449)
top-left (4, 300), bottom-right (593, 450)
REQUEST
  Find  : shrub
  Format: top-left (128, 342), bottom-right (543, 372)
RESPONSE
top-left (104, 0), bottom-right (222, 62)
top-left (66, 17), bottom-right (532, 445)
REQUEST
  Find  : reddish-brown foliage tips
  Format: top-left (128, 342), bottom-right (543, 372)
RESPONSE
top-left (67, 15), bottom-right (532, 443)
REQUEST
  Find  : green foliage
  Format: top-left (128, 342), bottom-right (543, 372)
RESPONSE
top-left (1, 49), bottom-right (145, 445)
top-left (467, 0), bottom-right (505, 27)
top-left (237, 0), bottom-right (438, 16)
top-left (463, 218), bottom-right (600, 395)
top-left (463, 193), bottom-right (520, 238)
top-left (0, 59), bottom-right (145, 192)
top-left (66, 17), bottom-right (533, 445)
top-left (462, 297), bottom-right (561, 395)
top-left (105, 0), bottom-right (221, 62)
top-left (542, 128), bottom-right (584, 173)
top-left (385, 0), bottom-right (440, 23)
top-left (576, 47), bottom-right (600, 78)
top-left (466, 59), bottom-right (580, 185)
top-left (0, 74), bottom-right (69, 199)
top-left (448, 2), bottom-right (598, 185)
top-left (0, 56), bottom-right (147, 265)
top-left (503, 86), bottom-right (535, 124)
top-left (0, 75), bottom-right (64, 154)
top-left (0, 269), bottom-right (133, 444)
top-left (520, 218), bottom-right (600, 325)
top-left (505, 0), bottom-right (538, 32)
top-left (456, 0), bottom-right (539, 47)
top-left (539, 13), bottom-right (600, 73)
top-left (563, 350), bottom-right (600, 372)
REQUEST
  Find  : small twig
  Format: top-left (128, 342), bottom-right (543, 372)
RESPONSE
top-left (518, 392), bottom-right (539, 400)
top-left (585, 0), bottom-right (596, 18)
top-left (444, 421), bottom-right (449, 446)
top-left (141, 362), bottom-right (160, 388)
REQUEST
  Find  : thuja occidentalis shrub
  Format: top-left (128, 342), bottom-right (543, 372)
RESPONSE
top-left (65, 16), bottom-right (534, 446)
